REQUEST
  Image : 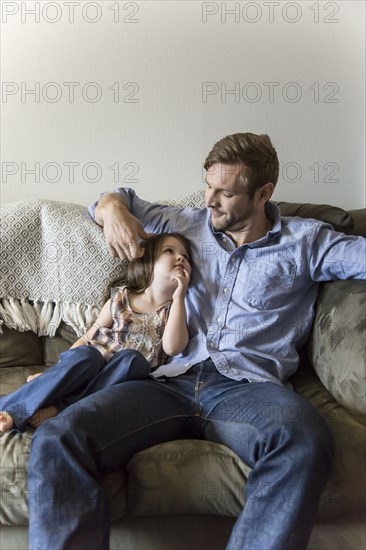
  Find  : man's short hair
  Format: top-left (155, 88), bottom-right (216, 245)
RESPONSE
top-left (204, 132), bottom-right (279, 198)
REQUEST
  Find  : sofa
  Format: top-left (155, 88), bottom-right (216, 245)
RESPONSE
top-left (0, 192), bottom-right (365, 550)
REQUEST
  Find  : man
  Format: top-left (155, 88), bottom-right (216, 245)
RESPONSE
top-left (28, 133), bottom-right (366, 549)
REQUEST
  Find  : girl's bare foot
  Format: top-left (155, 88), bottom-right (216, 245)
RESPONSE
top-left (27, 372), bottom-right (43, 383)
top-left (0, 412), bottom-right (14, 432)
top-left (29, 406), bottom-right (58, 428)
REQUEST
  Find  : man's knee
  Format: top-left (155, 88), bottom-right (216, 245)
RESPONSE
top-left (281, 404), bottom-right (335, 475)
top-left (29, 420), bottom-right (64, 470)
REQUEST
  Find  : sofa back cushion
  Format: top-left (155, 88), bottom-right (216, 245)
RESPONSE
top-left (348, 209), bottom-right (366, 237)
top-left (275, 201), bottom-right (354, 233)
top-left (308, 279), bottom-right (366, 425)
top-left (0, 426), bottom-right (128, 525)
top-left (0, 327), bottom-right (43, 367)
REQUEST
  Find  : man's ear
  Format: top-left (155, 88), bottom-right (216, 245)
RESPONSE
top-left (258, 182), bottom-right (275, 204)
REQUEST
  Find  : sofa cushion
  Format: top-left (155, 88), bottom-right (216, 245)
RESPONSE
top-left (0, 429), bottom-right (32, 525)
top-left (307, 280), bottom-right (366, 425)
top-left (0, 423), bottom-right (128, 525)
top-left (275, 202), bottom-right (354, 232)
top-left (0, 327), bottom-right (43, 368)
top-left (0, 366), bottom-right (47, 397)
top-left (43, 335), bottom-right (72, 367)
top-left (0, 365), bottom-right (128, 525)
top-left (127, 440), bottom-right (251, 517)
top-left (348, 209), bottom-right (366, 237)
top-left (56, 322), bottom-right (78, 345)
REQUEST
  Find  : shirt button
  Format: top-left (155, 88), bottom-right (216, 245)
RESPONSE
top-left (209, 342), bottom-right (215, 348)
top-left (217, 316), bottom-right (222, 322)
top-left (223, 287), bottom-right (229, 294)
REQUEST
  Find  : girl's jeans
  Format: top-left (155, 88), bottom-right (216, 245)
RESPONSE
top-left (28, 361), bottom-right (334, 550)
top-left (1, 346), bottom-right (150, 431)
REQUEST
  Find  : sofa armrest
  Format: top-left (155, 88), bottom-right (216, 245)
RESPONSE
top-left (307, 280), bottom-right (366, 425)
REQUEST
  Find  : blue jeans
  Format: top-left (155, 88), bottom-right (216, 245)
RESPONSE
top-left (28, 361), bottom-right (334, 550)
top-left (1, 346), bottom-right (150, 431)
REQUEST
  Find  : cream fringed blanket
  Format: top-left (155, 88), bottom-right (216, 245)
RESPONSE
top-left (0, 199), bottom-right (127, 337)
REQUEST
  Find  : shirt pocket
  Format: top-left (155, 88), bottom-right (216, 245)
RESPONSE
top-left (241, 260), bottom-right (297, 309)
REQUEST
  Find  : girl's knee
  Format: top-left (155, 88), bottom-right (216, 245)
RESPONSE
top-left (117, 349), bottom-right (146, 362)
top-left (111, 349), bottom-right (151, 377)
top-left (68, 345), bottom-right (104, 366)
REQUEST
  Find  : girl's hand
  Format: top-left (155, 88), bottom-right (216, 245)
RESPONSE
top-left (171, 268), bottom-right (190, 300)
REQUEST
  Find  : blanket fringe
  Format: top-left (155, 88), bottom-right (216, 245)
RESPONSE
top-left (0, 298), bottom-right (99, 338)
top-left (38, 300), bottom-right (54, 336)
top-left (20, 298), bottom-right (39, 332)
top-left (1, 298), bottom-right (31, 332)
top-left (0, 300), bottom-right (20, 332)
top-left (48, 301), bottom-right (63, 337)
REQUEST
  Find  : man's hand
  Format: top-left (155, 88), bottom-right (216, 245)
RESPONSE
top-left (95, 193), bottom-right (154, 260)
top-left (103, 207), bottom-right (153, 260)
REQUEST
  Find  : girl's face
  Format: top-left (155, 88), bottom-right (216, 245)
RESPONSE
top-left (152, 236), bottom-right (191, 285)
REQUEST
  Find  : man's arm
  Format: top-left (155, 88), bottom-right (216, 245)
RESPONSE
top-left (94, 192), bottom-right (153, 260)
top-left (309, 224), bottom-right (366, 281)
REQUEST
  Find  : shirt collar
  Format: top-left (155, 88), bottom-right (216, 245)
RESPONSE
top-left (266, 201), bottom-right (282, 236)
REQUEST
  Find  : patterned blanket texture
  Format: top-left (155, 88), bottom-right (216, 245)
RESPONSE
top-left (0, 191), bottom-right (205, 337)
top-left (0, 199), bottom-right (127, 337)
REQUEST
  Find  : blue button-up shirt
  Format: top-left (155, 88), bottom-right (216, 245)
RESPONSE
top-left (90, 189), bottom-right (366, 386)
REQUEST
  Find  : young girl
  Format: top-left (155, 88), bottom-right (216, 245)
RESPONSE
top-left (0, 233), bottom-right (192, 433)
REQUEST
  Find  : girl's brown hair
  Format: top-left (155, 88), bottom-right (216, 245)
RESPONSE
top-left (105, 232), bottom-right (192, 300)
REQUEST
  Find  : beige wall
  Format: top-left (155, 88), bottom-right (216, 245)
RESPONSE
top-left (1, 1), bottom-right (365, 209)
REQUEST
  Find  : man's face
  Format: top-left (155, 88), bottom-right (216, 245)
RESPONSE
top-left (204, 163), bottom-right (256, 233)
